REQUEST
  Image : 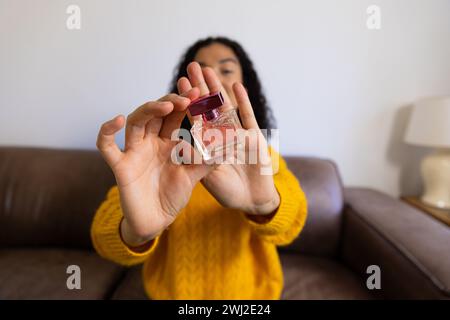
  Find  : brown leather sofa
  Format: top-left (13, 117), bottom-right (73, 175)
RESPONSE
top-left (0, 146), bottom-right (449, 299)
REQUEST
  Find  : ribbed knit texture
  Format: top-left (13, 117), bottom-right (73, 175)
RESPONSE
top-left (91, 151), bottom-right (308, 299)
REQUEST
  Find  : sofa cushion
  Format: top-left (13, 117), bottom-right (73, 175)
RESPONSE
top-left (109, 254), bottom-right (372, 300)
top-left (282, 157), bottom-right (344, 258)
top-left (111, 264), bottom-right (148, 300)
top-left (280, 253), bottom-right (374, 299)
top-left (0, 248), bottom-right (124, 299)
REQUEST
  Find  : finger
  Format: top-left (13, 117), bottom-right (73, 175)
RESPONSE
top-left (177, 77), bottom-right (192, 95)
top-left (233, 82), bottom-right (259, 129)
top-left (185, 162), bottom-right (217, 185)
top-left (96, 115), bottom-right (125, 167)
top-left (159, 89), bottom-right (200, 139)
top-left (125, 101), bottom-right (173, 148)
top-left (158, 93), bottom-right (191, 111)
top-left (178, 75), bottom-right (201, 124)
top-left (202, 67), bottom-right (234, 112)
top-left (180, 86), bottom-right (200, 101)
top-left (177, 77), bottom-right (193, 124)
top-left (181, 83), bottom-right (202, 125)
top-left (187, 61), bottom-right (210, 97)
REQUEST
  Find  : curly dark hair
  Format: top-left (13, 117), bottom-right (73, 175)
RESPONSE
top-left (169, 36), bottom-right (276, 132)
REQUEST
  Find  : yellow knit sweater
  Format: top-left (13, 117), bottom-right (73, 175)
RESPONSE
top-left (90, 152), bottom-right (308, 300)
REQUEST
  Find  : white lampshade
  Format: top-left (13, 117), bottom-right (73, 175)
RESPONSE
top-left (404, 97), bottom-right (450, 148)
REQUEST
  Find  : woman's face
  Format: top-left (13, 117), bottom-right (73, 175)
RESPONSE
top-left (194, 43), bottom-right (243, 107)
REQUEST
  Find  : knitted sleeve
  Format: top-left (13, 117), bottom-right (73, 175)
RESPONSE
top-left (90, 185), bottom-right (160, 267)
top-left (244, 149), bottom-right (308, 246)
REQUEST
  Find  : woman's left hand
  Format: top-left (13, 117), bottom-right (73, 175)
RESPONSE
top-left (178, 62), bottom-right (280, 217)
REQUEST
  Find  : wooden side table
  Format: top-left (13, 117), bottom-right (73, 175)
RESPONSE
top-left (401, 196), bottom-right (450, 227)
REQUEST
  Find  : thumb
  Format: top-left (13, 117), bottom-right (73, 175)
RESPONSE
top-left (184, 161), bottom-right (218, 185)
top-left (175, 140), bottom-right (217, 183)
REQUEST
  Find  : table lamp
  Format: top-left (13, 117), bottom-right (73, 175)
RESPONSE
top-left (404, 97), bottom-right (450, 209)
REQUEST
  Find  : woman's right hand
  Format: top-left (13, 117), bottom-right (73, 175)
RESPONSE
top-left (96, 85), bottom-right (212, 247)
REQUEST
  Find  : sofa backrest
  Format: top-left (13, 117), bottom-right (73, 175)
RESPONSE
top-left (0, 147), bottom-right (345, 256)
top-left (0, 147), bottom-right (115, 249)
top-left (282, 156), bottom-right (344, 258)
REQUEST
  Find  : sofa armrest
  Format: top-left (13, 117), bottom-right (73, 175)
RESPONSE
top-left (341, 187), bottom-right (450, 299)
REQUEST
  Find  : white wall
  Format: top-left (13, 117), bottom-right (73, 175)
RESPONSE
top-left (1, 0), bottom-right (449, 197)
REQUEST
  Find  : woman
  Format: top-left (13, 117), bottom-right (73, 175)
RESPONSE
top-left (91, 37), bottom-right (308, 299)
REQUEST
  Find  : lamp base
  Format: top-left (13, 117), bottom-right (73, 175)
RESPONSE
top-left (421, 148), bottom-right (450, 209)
